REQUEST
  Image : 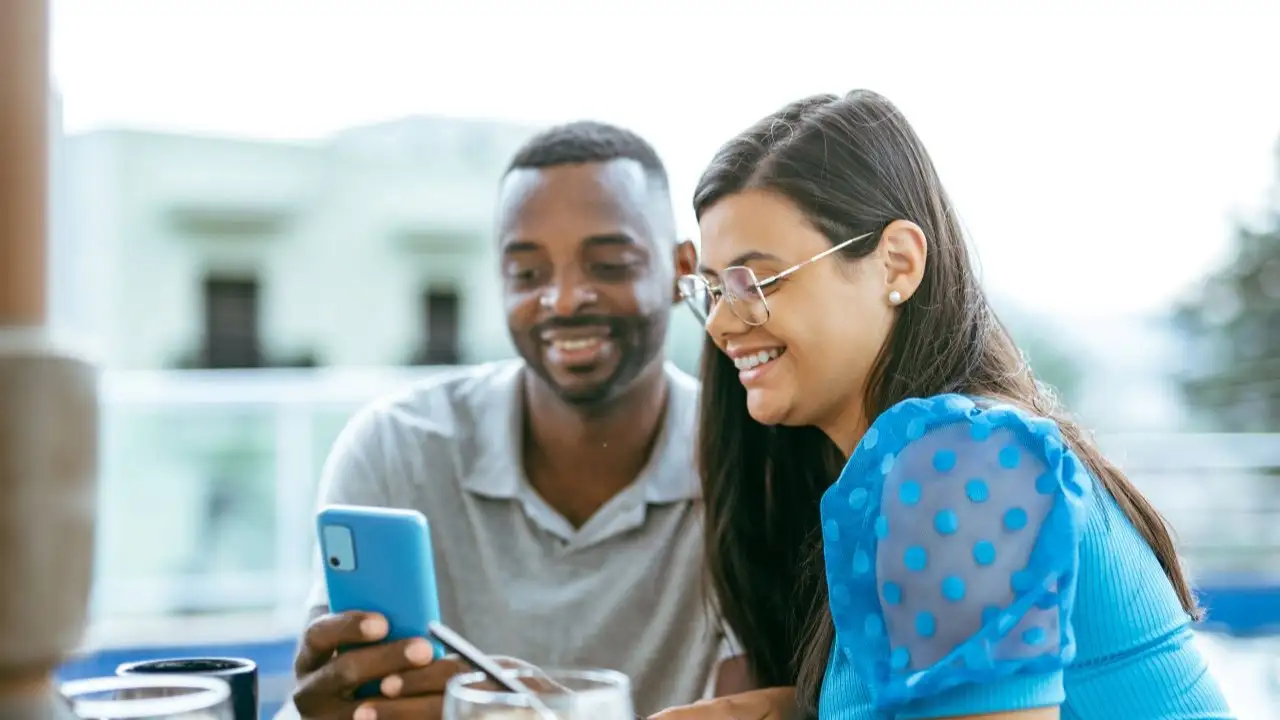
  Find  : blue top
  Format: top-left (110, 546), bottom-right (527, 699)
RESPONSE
top-left (817, 394), bottom-right (1234, 719)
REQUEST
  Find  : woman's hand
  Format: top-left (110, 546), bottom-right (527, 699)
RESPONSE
top-left (649, 686), bottom-right (796, 720)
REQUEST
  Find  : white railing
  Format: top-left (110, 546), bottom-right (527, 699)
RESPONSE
top-left (88, 367), bottom-right (1280, 636)
top-left (100, 366), bottom-right (443, 407)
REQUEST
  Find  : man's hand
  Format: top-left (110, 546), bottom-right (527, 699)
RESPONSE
top-left (648, 687), bottom-right (796, 720)
top-left (291, 611), bottom-right (470, 720)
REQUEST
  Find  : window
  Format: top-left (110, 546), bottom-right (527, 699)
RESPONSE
top-left (200, 276), bottom-right (262, 369)
top-left (411, 287), bottom-right (461, 365)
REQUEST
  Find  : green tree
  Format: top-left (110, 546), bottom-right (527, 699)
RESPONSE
top-left (995, 301), bottom-right (1084, 408)
top-left (1175, 148), bottom-right (1280, 432)
top-left (1016, 327), bottom-right (1084, 408)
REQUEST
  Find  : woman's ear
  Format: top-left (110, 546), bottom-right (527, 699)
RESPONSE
top-left (878, 220), bottom-right (927, 304)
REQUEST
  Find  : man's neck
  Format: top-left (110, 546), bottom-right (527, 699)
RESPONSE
top-left (521, 364), bottom-right (670, 527)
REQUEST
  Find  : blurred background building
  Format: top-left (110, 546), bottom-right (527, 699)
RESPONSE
top-left (63, 118), bottom-right (536, 370)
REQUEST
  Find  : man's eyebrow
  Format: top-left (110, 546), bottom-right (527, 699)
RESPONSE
top-left (502, 234), bottom-right (640, 255)
top-left (696, 250), bottom-right (783, 274)
top-left (583, 233), bottom-right (638, 248)
top-left (501, 240), bottom-right (540, 254)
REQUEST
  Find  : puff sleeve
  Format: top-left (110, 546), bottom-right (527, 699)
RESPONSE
top-left (820, 394), bottom-right (1092, 717)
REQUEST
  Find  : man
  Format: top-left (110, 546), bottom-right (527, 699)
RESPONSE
top-left (283, 121), bottom-right (743, 720)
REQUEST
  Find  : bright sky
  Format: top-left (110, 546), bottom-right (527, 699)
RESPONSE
top-left (50, 0), bottom-right (1280, 315)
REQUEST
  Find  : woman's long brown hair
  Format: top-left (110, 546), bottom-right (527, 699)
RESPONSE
top-left (692, 90), bottom-right (1200, 717)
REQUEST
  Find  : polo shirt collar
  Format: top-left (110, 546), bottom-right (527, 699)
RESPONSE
top-left (462, 361), bottom-right (699, 504)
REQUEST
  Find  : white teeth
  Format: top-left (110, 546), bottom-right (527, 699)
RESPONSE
top-left (554, 338), bottom-right (603, 351)
top-left (733, 348), bottom-right (782, 371)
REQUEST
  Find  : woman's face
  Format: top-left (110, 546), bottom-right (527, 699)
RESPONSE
top-left (697, 190), bottom-right (922, 449)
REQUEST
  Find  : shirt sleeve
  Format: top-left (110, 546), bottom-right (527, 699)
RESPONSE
top-left (820, 394), bottom-right (1092, 717)
top-left (303, 406), bottom-right (392, 613)
top-left (700, 627), bottom-right (746, 699)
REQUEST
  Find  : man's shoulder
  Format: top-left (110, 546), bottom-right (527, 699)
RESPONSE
top-left (372, 359), bottom-right (520, 422)
top-left (343, 361), bottom-right (522, 447)
top-left (319, 361), bottom-right (523, 500)
top-left (387, 361), bottom-right (521, 408)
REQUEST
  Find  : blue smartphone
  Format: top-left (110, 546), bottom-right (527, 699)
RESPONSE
top-left (317, 504), bottom-right (445, 697)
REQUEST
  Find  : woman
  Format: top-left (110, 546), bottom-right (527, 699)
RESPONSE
top-left (674, 91), bottom-right (1233, 719)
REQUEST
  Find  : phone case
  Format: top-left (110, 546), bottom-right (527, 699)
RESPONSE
top-left (317, 505), bottom-right (445, 695)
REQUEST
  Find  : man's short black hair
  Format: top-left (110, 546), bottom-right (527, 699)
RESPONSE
top-left (506, 120), bottom-right (669, 188)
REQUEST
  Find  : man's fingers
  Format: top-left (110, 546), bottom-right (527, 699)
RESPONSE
top-left (291, 700), bottom-right (362, 720)
top-left (378, 655), bottom-right (469, 697)
top-left (378, 654), bottom-right (557, 699)
top-left (351, 695), bottom-right (445, 720)
top-left (295, 612), bottom-right (388, 675)
top-left (304, 637), bottom-right (436, 699)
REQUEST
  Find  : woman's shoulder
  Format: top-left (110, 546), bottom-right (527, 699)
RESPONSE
top-left (857, 393), bottom-right (1061, 448)
top-left (819, 392), bottom-right (1096, 711)
top-left (827, 393), bottom-right (1088, 503)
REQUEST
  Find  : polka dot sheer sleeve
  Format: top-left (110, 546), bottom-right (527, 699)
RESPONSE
top-left (820, 394), bottom-right (1092, 714)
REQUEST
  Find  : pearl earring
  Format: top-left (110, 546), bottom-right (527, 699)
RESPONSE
top-left (888, 290), bottom-right (903, 305)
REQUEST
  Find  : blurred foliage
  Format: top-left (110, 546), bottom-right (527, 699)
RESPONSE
top-left (995, 301), bottom-right (1084, 409)
top-left (1175, 144), bottom-right (1280, 432)
top-left (1017, 328), bottom-right (1084, 408)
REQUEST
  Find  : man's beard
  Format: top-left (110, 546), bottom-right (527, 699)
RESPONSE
top-left (518, 311), bottom-right (667, 409)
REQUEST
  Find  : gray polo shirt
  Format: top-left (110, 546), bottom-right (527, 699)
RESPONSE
top-left (297, 360), bottom-right (729, 716)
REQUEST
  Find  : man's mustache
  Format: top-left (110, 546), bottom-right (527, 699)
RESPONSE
top-left (532, 315), bottom-right (624, 334)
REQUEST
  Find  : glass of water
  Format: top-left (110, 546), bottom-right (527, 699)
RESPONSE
top-left (60, 674), bottom-right (233, 719)
top-left (444, 668), bottom-right (634, 720)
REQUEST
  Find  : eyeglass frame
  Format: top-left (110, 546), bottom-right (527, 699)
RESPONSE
top-left (679, 231), bottom-right (876, 327)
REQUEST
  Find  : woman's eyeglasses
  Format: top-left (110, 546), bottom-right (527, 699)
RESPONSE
top-left (677, 232), bottom-right (875, 327)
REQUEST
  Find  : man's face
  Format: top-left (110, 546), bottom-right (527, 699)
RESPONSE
top-left (497, 159), bottom-right (691, 407)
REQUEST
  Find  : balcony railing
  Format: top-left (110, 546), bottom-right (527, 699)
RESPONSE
top-left (89, 367), bottom-right (1280, 641)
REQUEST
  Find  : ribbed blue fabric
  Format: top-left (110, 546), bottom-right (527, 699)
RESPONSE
top-left (817, 395), bottom-right (1235, 719)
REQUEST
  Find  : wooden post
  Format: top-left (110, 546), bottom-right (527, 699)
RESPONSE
top-left (0, 0), bottom-right (49, 325)
top-left (0, 0), bottom-right (99, 704)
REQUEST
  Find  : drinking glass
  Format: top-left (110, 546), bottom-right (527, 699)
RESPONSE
top-left (444, 668), bottom-right (634, 720)
top-left (60, 674), bottom-right (233, 719)
top-left (116, 657), bottom-right (258, 720)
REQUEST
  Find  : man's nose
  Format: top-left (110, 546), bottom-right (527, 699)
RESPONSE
top-left (540, 280), bottom-right (598, 315)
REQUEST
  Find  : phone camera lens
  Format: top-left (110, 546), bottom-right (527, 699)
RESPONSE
top-left (329, 556), bottom-right (340, 567)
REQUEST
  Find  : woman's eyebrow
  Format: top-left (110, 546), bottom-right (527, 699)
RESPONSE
top-left (696, 250), bottom-right (784, 274)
